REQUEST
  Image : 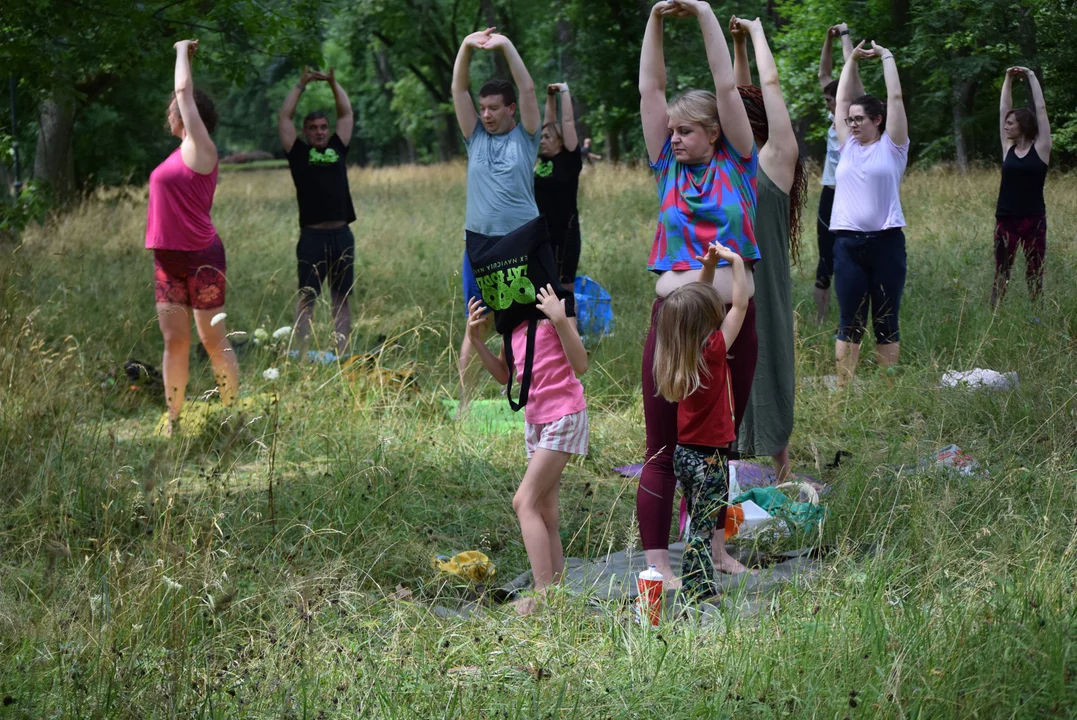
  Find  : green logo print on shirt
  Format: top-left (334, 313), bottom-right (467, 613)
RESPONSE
top-left (476, 264), bottom-right (536, 311)
top-left (534, 159), bottom-right (554, 178)
top-left (309, 147), bottom-right (340, 165)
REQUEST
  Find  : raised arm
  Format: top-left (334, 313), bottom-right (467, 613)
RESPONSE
top-left (640, 3), bottom-right (672, 163)
top-left (835, 41), bottom-right (872, 146)
top-left (278, 67), bottom-right (321, 153)
top-left (1022, 68), bottom-right (1052, 162)
top-left (466, 300), bottom-right (509, 384)
top-left (485, 34), bottom-right (539, 135)
top-left (536, 285), bottom-right (588, 376)
top-left (556, 83), bottom-right (578, 152)
top-left (818, 26), bottom-right (837, 88)
top-left (172, 40), bottom-right (216, 174)
top-left (821, 24), bottom-right (863, 95)
top-left (453, 29), bottom-right (494, 140)
top-left (544, 86), bottom-right (558, 132)
top-left (999, 70), bottom-right (1014, 157)
top-left (730, 16), bottom-right (752, 87)
top-left (326, 68), bottom-right (354, 145)
top-left (873, 42), bottom-right (907, 146)
top-left (743, 18), bottom-right (798, 188)
top-left (682, 0), bottom-right (754, 158)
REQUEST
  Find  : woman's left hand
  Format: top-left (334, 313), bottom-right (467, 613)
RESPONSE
top-left (665, 0), bottom-right (707, 18)
top-left (870, 40), bottom-right (890, 59)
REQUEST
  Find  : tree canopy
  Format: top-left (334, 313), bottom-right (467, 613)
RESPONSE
top-left (2, 0), bottom-right (1074, 197)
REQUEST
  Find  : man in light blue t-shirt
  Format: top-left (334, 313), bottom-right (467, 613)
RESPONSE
top-left (451, 27), bottom-right (542, 408)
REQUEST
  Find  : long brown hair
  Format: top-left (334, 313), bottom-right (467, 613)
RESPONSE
top-left (736, 85), bottom-right (807, 266)
top-left (653, 283), bottom-right (726, 402)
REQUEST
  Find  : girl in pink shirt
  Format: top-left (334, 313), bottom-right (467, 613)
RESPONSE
top-left (466, 285), bottom-right (589, 615)
top-left (148, 40), bottom-right (238, 436)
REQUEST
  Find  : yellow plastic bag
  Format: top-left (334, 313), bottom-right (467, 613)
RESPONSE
top-left (433, 551), bottom-right (496, 583)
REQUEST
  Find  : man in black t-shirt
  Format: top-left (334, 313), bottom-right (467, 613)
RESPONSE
top-left (278, 67), bottom-right (356, 354)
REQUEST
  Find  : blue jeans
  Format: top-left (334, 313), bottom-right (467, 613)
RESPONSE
top-left (834, 228), bottom-right (906, 345)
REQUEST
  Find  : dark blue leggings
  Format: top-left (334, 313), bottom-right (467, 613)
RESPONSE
top-left (834, 228), bottom-right (907, 345)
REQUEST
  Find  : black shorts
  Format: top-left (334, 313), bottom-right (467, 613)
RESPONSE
top-left (297, 226), bottom-right (354, 298)
top-left (815, 185), bottom-right (836, 289)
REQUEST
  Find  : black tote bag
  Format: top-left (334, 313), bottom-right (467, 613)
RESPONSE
top-left (465, 216), bottom-right (574, 411)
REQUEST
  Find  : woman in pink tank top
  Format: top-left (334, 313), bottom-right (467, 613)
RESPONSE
top-left (147, 40), bottom-right (238, 436)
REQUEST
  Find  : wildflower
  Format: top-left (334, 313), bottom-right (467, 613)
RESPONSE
top-left (272, 326), bottom-right (293, 341)
top-left (263, 368), bottom-right (280, 381)
top-left (254, 328), bottom-right (269, 341)
top-left (227, 330), bottom-right (247, 339)
top-left (210, 312), bottom-right (227, 327)
top-left (162, 576), bottom-right (182, 592)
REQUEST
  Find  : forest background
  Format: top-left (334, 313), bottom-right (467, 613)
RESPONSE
top-left (2, 0), bottom-right (1075, 209)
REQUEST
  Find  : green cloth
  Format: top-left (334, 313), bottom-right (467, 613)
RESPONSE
top-left (733, 168), bottom-right (795, 457)
top-left (731, 487), bottom-right (824, 534)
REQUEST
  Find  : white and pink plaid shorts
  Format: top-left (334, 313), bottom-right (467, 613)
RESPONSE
top-left (524, 409), bottom-right (589, 458)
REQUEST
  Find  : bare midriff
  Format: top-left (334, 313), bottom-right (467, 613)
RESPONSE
top-left (654, 265), bottom-right (756, 303)
top-left (306, 220), bottom-right (349, 229)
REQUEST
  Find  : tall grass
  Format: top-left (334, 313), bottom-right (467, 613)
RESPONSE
top-left (0, 163), bottom-right (1075, 717)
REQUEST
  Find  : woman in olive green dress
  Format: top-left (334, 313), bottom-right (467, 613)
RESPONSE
top-left (729, 16), bottom-right (807, 480)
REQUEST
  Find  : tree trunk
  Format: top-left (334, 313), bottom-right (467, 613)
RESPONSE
top-left (34, 95), bottom-right (76, 202)
top-left (606, 121), bottom-right (621, 164)
top-left (951, 78), bottom-right (975, 175)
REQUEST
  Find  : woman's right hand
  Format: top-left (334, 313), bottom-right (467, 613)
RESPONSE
top-left (651, 1), bottom-right (687, 18)
top-left (666, 0), bottom-right (710, 17)
top-left (849, 39), bottom-right (875, 62)
top-left (173, 39), bottom-right (198, 58)
top-left (1007, 66), bottom-right (1031, 79)
top-left (464, 28), bottom-right (496, 50)
top-left (728, 15), bottom-right (748, 40)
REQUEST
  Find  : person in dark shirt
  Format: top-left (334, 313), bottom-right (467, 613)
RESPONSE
top-left (278, 67), bottom-right (356, 354)
top-left (993, 66), bottom-right (1052, 306)
top-left (534, 82), bottom-right (583, 290)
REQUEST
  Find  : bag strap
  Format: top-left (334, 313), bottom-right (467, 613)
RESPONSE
top-left (503, 320), bottom-right (538, 412)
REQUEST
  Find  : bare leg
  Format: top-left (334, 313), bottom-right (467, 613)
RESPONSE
top-left (644, 549), bottom-right (681, 590)
top-left (193, 308), bottom-right (239, 406)
top-left (835, 339), bottom-right (861, 387)
top-left (295, 289), bottom-right (317, 346)
top-left (876, 341), bottom-right (900, 369)
top-left (457, 315), bottom-right (492, 413)
top-left (330, 290), bottom-right (352, 355)
top-left (157, 304), bottom-right (192, 429)
top-left (712, 527), bottom-right (751, 574)
top-left (512, 447), bottom-right (571, 615)
top-left (772, 446), bottom-right (790, 483)
top-left (813, 286), bottom-right (830, 324)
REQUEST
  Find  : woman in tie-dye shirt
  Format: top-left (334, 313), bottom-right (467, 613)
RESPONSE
top-left (637, 0), bottom-right (760, 587)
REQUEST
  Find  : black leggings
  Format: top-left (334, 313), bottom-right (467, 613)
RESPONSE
top-left (834, 228), bottom-right (906, 345)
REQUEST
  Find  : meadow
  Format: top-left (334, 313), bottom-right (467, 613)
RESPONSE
top-left (0, 162), bottom-right (1075, 718)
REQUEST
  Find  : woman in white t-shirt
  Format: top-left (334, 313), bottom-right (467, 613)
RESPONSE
top-left (830, 40), bottom-right (909, 386)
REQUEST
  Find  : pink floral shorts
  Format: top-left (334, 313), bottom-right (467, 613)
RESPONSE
top-left (153, 236), bottom-right (227, 310)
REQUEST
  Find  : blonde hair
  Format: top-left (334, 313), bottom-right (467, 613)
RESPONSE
top-left (542, 122), bottom-right (563, 141)
top-left (652, 283), bottom-right (727, 402)
top-left (666, 89), bottom-right (721, 139)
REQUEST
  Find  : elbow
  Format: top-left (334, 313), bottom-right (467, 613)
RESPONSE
top-left (576, 358), bottom-right (589, 376)
top-left (174, 83), bottom-right (193, 96)
top-left (761, 74), bottom-right (781, 90)
top-left (888, 90), bottom-right (904, 103)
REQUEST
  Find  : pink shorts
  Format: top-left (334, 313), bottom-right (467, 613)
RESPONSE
top-left (524, 409), bottom-right (589, 459)
top-left (153, 236), bottom-right (227, 310)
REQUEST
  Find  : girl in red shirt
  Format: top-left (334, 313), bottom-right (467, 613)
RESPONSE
top-left (653, 241), bottom-right (751, 597)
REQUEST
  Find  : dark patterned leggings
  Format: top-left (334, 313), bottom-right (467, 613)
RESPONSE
top-left (673, 445), bottom-right (730, 597)
top-left (994, 214), bottom-right (1046, 300)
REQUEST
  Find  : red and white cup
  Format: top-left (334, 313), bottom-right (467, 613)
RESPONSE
top-left (635, 565), bottom-right (664, 626)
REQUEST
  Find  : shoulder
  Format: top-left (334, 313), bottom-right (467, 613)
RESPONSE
top-left (287, 138), bottom-right (309, 159)
top-left (704, 330), bottom-right (727, 359)
top-left (883, 132), bottom-right (910, 155)
top-left (649, 136), bottom-right (675, 174)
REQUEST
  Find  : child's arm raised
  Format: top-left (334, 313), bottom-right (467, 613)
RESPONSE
top-left (695, 241), bottom-right (723, 285)
top-left (466, 298), bottom-right (509, 384)
top-left (711, 244), bottom-right (748, 349)
top-left (536, 284), bottom-right (588, 376)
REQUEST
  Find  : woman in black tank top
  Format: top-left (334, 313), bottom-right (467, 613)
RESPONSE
top-left (993, 66), bottom-right (1052, 305)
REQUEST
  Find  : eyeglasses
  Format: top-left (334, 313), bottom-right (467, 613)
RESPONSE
top-left (844, 115), bottom-right (868, 127)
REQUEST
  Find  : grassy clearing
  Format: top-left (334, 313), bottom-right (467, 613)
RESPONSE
top-left (0, 163), bottom-right (1075, 718)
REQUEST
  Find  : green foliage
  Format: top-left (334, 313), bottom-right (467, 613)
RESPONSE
top-left (0, 179), bottom-right (50, 239)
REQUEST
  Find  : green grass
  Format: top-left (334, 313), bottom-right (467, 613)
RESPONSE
top-left (0, 162), bottom-right (1075, 718)
top-left (219, 159), bottom-right (289, 172)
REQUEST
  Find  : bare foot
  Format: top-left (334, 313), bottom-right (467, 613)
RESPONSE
top-left (512, 595), bottom-right (540, 616)
top-left (663, 575), bottom-right (682, 590)
top-left (714, 551), bottom-right (758, 576)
